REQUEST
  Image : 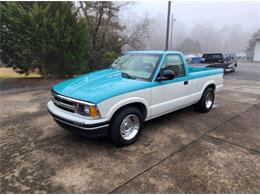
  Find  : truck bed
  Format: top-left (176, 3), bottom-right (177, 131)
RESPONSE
top-left (188, 66), bottom-right (223, 78)
top-left (188, 63), bottom-right (224, 68)
top-left (188, 62), bottom-right (235, 71)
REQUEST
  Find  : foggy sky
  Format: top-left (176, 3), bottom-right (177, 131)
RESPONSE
top-left (121, 1), bottom-right (260, 32)
top-left (120, 1), bottom-right (260, 53)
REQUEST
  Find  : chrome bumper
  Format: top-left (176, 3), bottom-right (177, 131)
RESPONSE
top-left (47, 101), bottom-right (109, 131)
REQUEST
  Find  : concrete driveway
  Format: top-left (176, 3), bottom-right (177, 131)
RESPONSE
top-left (1, 62), bottom-right (260, 193)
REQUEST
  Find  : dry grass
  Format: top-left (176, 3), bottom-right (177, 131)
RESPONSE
top-left (0, 67), bottom-right (41, 78)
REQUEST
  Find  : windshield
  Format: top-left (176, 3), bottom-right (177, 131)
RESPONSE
top-left (111, 53), bottom-right (161, 80)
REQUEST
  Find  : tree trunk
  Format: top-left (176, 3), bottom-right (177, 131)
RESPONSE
top-left (40, 61), bottom-right (47, 79)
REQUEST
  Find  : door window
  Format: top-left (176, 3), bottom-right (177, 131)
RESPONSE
top-left (162, 55), bottom-right (186, 78)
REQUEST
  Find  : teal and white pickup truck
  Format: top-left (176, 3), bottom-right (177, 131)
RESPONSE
top-left (48, 50), bottom-right (223, 146)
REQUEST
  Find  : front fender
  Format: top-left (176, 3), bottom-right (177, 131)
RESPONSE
top-left (97, 89), bottom-right (151, 121)
top-left (109, 97), bottom-right (149, 120)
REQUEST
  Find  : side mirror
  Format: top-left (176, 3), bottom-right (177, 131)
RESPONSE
top-left (156, 69), bottom-right (176, 81)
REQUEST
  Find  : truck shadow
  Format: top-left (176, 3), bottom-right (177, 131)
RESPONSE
top-left (62, 105), bottom-right (195, 146)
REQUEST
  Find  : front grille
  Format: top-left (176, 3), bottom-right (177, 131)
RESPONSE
top-left (54, 95), bottom-right (74, 106)
top-left (52, 91), bottom-right (76, 113)
top-left (51, 91), bottom-right (96, 117)
top-left (56, 104), bottom-right (75, 113)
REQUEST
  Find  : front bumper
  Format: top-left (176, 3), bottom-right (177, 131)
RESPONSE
top-left (47, 101), bottom-right (109, 137)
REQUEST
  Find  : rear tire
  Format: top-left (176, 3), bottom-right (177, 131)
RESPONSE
top-left (109, 107), bottom-right (144, 147)
top-left (194, 87), bottom-right (215, 113)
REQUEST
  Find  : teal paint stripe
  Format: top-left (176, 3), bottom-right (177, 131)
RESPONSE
top-left (52, 50), bottom-right (223, 105)
top-left (95, 70), bottom-right (223, 104)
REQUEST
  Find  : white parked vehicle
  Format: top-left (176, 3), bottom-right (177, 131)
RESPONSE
top-left (48, 50), bottom-right (224, 146)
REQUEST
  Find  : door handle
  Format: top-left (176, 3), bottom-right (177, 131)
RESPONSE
top-left (184, 81), bottom-right (188, 85)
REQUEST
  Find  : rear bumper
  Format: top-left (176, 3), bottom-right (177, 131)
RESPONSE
top-left (225, 62), bottom-right (237, 70)
top-left (205, 62), bottom-right (237, 71)
top-left (225, 65), bottom-right (236, 69)
top-left (47, 101), bottom-right (109, 137)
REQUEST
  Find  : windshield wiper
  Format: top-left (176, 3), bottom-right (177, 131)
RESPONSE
top-left (121, 72), bottom-right (136, 80)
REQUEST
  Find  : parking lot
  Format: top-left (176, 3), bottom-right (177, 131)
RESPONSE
top-left (0, 62), bottom-right (260, 193)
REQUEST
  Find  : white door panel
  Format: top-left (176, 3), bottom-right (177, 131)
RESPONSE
top-left (151, 80), bottom-right (191, 116)
top-left (150, 54), bottom-right (193, 117)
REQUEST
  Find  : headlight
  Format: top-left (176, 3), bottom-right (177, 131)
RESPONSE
top-left (84, 105), bottom-right (90, 114)
top-left (83, 105), bottom-right (99, 118)
top-left (75, 104), bottom-right (100, 118)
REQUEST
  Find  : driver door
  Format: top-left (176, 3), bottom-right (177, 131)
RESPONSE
top-left (151, 54), bottom-right (191, 117)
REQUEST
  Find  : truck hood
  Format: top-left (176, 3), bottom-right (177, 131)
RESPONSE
top-left (52, 69), bottom-right (152, 104)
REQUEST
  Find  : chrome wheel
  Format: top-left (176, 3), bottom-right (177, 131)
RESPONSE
top-left (120, 114), bottom-right (140, 140)
top-left (205, 92), bottom-right (214, 109)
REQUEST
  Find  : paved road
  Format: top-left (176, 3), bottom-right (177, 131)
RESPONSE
top-left (225, 62), bottom-right (260, 81)
top-left (1, 63), bottom-right (260, 193)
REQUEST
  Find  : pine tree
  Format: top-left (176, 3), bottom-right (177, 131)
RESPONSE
top-left (0, 2), bottom-right (90, 78)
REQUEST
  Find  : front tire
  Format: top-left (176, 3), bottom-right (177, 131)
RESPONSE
top-left (194, 87), bottom-right (215, 113)
top-left (109, 107), bottom-right (144, 147)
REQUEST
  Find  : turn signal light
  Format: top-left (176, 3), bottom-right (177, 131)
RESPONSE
top-left (89, 106), bottom-right (99, 118)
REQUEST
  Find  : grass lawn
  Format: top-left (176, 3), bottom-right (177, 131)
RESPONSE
top-left (0, 67), bottom-right (41, 78)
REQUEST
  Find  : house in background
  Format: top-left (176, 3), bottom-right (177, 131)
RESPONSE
top-left (253, 38), bottom-right (260, 62)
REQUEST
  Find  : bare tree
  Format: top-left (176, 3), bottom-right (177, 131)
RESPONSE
top-left (79, 1), bottom-right (133, 51)
top-left (120, 16), bottom-right (152, 50)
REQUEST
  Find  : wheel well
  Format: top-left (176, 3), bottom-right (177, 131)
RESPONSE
top-left (111, 102), bottom-right (147, 120)
top-left (206, 84), bottom-right (216, 91)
